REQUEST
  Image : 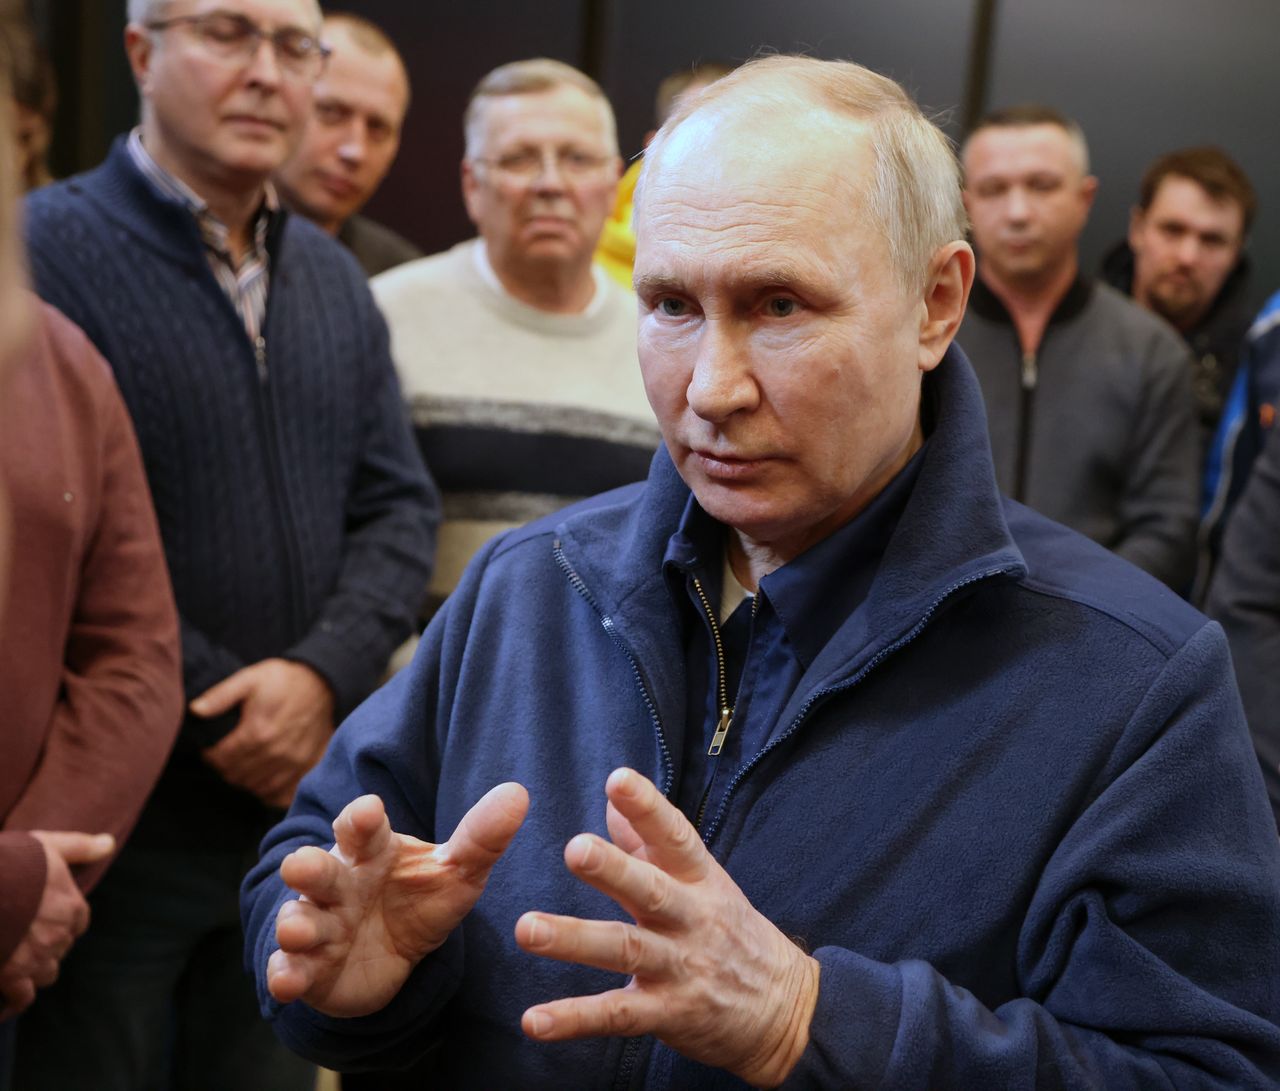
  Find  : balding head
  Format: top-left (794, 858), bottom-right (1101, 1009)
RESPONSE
top-left (639, 55), bottom-right (968, 294)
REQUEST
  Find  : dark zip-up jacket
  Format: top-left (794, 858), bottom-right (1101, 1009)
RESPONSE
top-left (22, 139), bottom-right (441, 848)
top-left (244, 346), bottom-right (1280, 1088)
top-left (1102, 239), bottom-right (1257, 443)
top-left (959, 276), bottom-right (1199, 590)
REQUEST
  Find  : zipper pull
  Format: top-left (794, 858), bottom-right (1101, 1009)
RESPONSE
top-left (708, 707), bottom-right (733, 756)
top-left (254, 335), bottom-right (268, 383)
top-left (1020, 351), bottom-right (1038, 391)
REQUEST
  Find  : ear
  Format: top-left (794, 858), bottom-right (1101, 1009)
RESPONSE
top-left (917, 241), bottom-right (975, 372)
top-left (1079, 173), bottom-right (1099, 213)
top-left (1127, 204), bottom-right (1145, 250)
top-left (460, 158), bottom-right (481, 227)
top-left (123, 24), bottom-right (155, 94)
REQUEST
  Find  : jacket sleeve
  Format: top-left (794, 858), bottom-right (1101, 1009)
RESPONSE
top-left (783, 623), bottom-right (1280, 1089)
top-left (2, 335), bottom-right (184, 895)
top-left (1208, 423), bottom-right (1280, 829)
top-left (0, 833), bottom-right (46, 964)
top-left (242, 534), bottom-right (501, 1071)
top-left (1111, 330), bottom-right (1200, 590)
top-left (284, 292), bottom-right (440, 719)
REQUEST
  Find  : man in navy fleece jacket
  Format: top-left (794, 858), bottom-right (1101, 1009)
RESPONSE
top-left (243, 56), bottom-right (1280, 1088)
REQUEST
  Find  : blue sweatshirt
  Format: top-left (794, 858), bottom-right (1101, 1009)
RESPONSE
top-left (244, 346), bottom-right (1280, 1088)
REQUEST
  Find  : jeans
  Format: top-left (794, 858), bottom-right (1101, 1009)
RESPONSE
top-left (13, 840), bottom-right (314, 1091)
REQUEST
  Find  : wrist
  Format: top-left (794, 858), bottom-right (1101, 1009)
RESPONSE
top-left (744, 952), bottom-right (820, 1088)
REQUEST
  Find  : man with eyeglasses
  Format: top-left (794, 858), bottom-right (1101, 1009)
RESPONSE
top-left (372, 58), bottom-right (659, 623)
top-left (13, 2), bottom-right (440, 1088)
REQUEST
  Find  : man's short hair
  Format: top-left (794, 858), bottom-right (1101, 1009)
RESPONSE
top-left (126, 0), bottom-right (165, 21)
top-left (463, 58), bottom-right (618, 159)
top-left (965, 104), bottom-right (1091, 174)
top-left (653, 62), bottom-right (735, 128)
top-left (1138, 146), bottom-right (1256, 234)
top-left (640, 55), bottom-right (968, 294)
top-left (321, 10), bottom-right (410, 105)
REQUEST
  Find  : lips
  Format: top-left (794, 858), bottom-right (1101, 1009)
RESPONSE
top-left (691, 448), bottom-right (774, 481)
top-left (316, 173), bottom-right (359, 199)
top-left (225, 115), bottom-right (284, 131)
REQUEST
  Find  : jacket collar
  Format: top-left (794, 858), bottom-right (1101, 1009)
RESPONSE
top-left (65, 136), bottom-right (290, 271)
top-left (967, 270), bottom-right (1094, 327)
top-left (555, 342), bottom-right (1026, 712)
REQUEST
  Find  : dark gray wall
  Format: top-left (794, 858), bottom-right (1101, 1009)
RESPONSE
top-left (986, 0), bottom-right (1280, 304)
top-left (32, 0), bottom-right (1280, 304)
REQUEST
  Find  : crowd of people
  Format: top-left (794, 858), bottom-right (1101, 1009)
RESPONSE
top-left (2, 2), bottom-right (1280, 1089)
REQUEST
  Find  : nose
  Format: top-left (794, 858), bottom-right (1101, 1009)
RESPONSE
top-left (242, 34), bottom-right (283, 88)
top-left (529, 150), bottom-right (569, 191)
top-left (686, 321), bottom-right (759, 424)
top-left (337, 122), bottom-right (367, 167)
top-left (1174, 234), bottom-right (1202, 267)
top-left (1004, 185), bottom-right (1031, 223)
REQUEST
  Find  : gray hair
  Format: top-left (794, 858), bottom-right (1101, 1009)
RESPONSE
top-left (463, 58), bottom-right (618, 160)
top-left (639, 55), bottom-right (969, 294)
top-left (127, 0), bottom-right (321, 28)
top-left (126, 0), bottom-right (165, 21)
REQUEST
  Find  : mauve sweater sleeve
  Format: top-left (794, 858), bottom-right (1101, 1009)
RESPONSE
top-left (3, 312), bottom-right (183, 893)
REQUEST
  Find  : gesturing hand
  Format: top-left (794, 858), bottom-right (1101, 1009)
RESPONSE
top-left (0, 830), bottom-right (115, 1019)
top-left (268, 783), bottom-right (529, 1018)
top-left (515, 769), bottom-right (819, 1087)
top-left (195, 658), bottom-right (335, 807)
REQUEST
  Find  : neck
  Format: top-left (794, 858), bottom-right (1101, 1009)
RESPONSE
top-left (140, 123), bottom-right (268, 261)
top-left (980, 256), bottom-right (1078, 354)
top-left (488, 246), bottom-right (597, 314)
top-left (726, 417), bottom-right (925, 592)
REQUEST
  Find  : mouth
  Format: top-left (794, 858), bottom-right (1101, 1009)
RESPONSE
top-left (225, 115), bottom-right (284, 133)
top-left (316, 173), bottom-right (360, 200)
top-left (691, 448), bottom-right (774, 481)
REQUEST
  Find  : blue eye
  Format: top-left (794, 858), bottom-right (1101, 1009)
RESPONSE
top-left (766, 298), bottom-right (796, 317)
top-left (658, 298), bottom-right (687, 317)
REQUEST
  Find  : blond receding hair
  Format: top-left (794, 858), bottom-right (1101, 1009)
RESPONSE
top-left (639, 55), bottom-right (968, 294)
top-left (463, 57), bottom-right (618, 159)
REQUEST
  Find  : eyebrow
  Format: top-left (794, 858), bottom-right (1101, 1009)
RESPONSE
top-left (634, 263), bottom-right (816, 299)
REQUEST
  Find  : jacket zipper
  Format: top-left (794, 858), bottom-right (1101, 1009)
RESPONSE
top-left (689, 574), bottom-right (733, 757)
top-left (1014, 350), bottom-right (1038, 503)
top-left (699, 564), bottom-right (1018, 845)
top-left (552, 542), bottom-right (674, 795)
top-left (555, 541), bottom-right (670, 1091)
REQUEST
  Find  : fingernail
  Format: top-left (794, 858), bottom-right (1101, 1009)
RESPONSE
top-left (613, 768), bottom-right (638, 795)
top-left (528, 1010), bottom-right (552, 1036)
top-left (568, 834), bottom-right (596, 868)
top-left (524, 915), bottom-right (548, 947)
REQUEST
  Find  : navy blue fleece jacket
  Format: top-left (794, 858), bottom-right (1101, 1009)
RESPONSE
top-left (23, 139), bottom-right (440, 848)
top-left (244, 346), bottom-right (1280, 1088)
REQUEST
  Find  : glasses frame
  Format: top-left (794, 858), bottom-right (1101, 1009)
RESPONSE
top-left (144, 11), bottom-right (332, 81)
top-left (471, 147), bottom-right (617, 184)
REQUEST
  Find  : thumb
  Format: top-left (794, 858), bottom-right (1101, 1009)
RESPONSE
top-left (190, 666), bottom-right (256, 717)
top-left (31, 830), bottom-right (116, 865)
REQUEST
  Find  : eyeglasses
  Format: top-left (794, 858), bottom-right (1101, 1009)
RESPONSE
top-left (473, 147), bottom-right (614, 181)
top-left (145, 11), bottom-right (331, 81)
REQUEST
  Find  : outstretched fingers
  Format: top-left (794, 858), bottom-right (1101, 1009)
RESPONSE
top-left (516, 910), bottom-right (675, 978)
top-left (522, 983), bottom-right (664, 1043)
top-left (331, 794), bottom-right (394, 867)
top-left (438, 782), bottom-right (529, 881)
top-left (604, 769), bottom-right (708, 882)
